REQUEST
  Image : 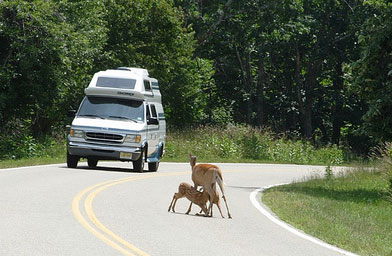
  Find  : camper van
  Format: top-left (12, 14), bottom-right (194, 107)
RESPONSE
top-left (66, 67), bottom-right (166, 172)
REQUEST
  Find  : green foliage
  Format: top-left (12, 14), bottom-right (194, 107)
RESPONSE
top-left (0, 0), bottom-right (214, 138)
top-left (165, 125), bottom-right (345, 165)
top-left (99, 0), bottom-right (213, 126)
top-left (0, 0), bottom-right (108, 135)
top-left (0, 0), bottom-right (391, 157)
top-left (348, 2), bottom-right (392, 142)
top-left (0, 120), bottom-right (64, 160)
top-left (374, 142), bottom-right (392, 203)
top-left (324, 165), bottom-right (333, 180)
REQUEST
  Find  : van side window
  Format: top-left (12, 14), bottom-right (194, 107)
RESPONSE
top-left (151, 81), bottom-right (159, 90)
top-left (144, 80), bottom-right (151, 91)
top-left (150, 104), bottom-right (157, 118)
top-left (146, 104), bottom-right (151, 119)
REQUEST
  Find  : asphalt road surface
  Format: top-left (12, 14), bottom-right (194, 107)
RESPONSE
top-left (0, 162), bottom-right (357, 256)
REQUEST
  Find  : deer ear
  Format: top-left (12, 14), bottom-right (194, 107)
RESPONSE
top-left (189, 153), bottom-right (192, 158)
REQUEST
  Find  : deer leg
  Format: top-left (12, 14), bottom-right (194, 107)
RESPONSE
top-left (200, 203), bottom-right (208, 215)
top-left (168, 195), bottom-right (178, 212)
top-left (171, 193), bottom-right (183, 213)
top-left (209, 200), bottom-right (214, 217)
top-left (186, 202), bottom-right (193, 214)
top-left (216, 201), bottom-right (224, 218)
top-left (216, 175), bottom-right (232, 219)
top-left (222, 194), bottom-right (232, 219)
top-left (204, 186), bottom-right (215, 217)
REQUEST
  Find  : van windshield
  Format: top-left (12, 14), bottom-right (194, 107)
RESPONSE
top-left (78, 96), bottom-right (144, 122)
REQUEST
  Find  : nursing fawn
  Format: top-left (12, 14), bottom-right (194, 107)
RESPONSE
top-left (168, 182), bottom-right (224, 217)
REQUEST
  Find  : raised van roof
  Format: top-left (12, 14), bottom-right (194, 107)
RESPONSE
top-left (85, 67), bottom-right (161, 103)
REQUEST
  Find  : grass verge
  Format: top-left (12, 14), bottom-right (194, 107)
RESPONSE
top-left (0, 125), bottom-right (348, 169)
top-left (262, 168), bottom-right (392, 256)
top-left (164, 125), bottom-right (345, 165)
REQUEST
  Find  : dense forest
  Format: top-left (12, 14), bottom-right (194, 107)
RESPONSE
top-left (0, 0), bottom-right (391, 156)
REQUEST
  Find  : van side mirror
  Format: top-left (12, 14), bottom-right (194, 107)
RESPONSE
top-left (147, 117), bottom-right (159, 125)
top-left (68, 110), bottom-right (77, 118)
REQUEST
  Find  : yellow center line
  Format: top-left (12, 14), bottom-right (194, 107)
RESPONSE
top-left (72, 171), bottom-right (189, 256)
top-left (72, 177), bottom-right (137, 256)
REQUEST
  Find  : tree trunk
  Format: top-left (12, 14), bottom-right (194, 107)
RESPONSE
top-left (332, 62), bottom-right (344, 145)
top-left (256, 53), bottom-right (265, 127)
top-left (295, 45), bottom-right (310, 139)
top-left (234, 43), bottom-right (252, 124)
top-left (245, 51), bottom-right (253, 124)
top-left (295, 44), bottom-right (321, 140)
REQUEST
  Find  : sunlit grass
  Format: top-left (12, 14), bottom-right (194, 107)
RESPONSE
top-left (262, 168), bottom-right (392, 256)
top-left (164, 125), bottom-right (345, 165)
top-left (1, 125), bottom-right (347, 168)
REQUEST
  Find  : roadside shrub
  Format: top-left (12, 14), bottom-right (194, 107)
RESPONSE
top-left (371, 142), bottom-right (392, 203)
top-left (0, 120), bottom-right (65, 160)
top-left (240, 128), bottom-right (271, 160)
top-left (387, 169), bottom-right (392, 203)
top-left (165, 125), bottom-right (347, 165)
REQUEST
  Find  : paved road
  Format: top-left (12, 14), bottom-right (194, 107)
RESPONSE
top-left (0, 162), bottom-right (355, 256)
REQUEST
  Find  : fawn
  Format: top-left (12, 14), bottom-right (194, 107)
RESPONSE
top-left (168, 182), bottom-right (224, 217)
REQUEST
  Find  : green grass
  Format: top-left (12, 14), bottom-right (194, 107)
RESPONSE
top-left (164, 125), bottom-right (345, 165)
top-left (262, 168), bottom-right (392, 256)
top-left (0, 125), bottom-right (347, 169)
top-left (0, 155), bottom-right (65, 169)
top-left (0, 140), bottom-right (66, 169)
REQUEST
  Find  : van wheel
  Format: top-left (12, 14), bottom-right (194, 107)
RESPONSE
top-left (67, 151), bottom-right (79, 168)
top-left (88, 158), bottom-right (98, 168)
top-left (148, 162), bottom-right (159, 172)
top-left (133, 151), bottom-right (144, 173)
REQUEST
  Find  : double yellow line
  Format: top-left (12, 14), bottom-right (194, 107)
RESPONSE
top-left (72, 172), bottom-right (188, 256)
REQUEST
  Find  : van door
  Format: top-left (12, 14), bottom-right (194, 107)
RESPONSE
top-left (146, 103), bottom-right (159, 158)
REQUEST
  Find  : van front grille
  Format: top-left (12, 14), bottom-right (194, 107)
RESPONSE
top-left (86, 132), bottom-right (124, 144)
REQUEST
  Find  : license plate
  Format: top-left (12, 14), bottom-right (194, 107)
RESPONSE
top-left (120, 152), bottom-right (132, 159)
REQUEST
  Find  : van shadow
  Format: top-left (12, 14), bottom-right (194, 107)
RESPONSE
top-left (61, 165), bottom-right (147, 173)
top-left (270, 184), bottom-right (385, 204)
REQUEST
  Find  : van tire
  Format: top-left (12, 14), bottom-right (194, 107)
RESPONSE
top-left (67, 151), bottom-right (79, 168)
top-left (148, 162), bottom-right (159, 172)
top-left (133, 150), bottom-right (144, 173)
top-left (88, 158), bottom-right (98, 168)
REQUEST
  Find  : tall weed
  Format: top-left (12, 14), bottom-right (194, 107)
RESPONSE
top-left (0, 122), bottom-right (65, 160)
top-left (165, 125), bottom-right (345, 165)
top-left (373, 142), bottom-right (392, 203)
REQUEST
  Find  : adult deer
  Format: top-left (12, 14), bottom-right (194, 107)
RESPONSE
top-left (189, 153), bottom-right (232, 218)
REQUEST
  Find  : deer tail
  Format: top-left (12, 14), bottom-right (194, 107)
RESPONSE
top-left (214, 169), bottom-right (225, 196)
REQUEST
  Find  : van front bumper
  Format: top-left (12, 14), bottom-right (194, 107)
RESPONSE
top-left (67, 141), bottom-right (141, 161)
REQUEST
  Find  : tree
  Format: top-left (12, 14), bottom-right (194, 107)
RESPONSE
top-left (101, 0), bottom-right (212, 126)
top-left (349, 1), bottom-right (392, 142)
top-left (0, 0), bottom-right (107, 136)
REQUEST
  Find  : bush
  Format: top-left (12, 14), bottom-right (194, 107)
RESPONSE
top-left (0, 120), bottom-right (65, 160)
top-left (165, 125), bottom-right (346, 165)
top-left (371, 142), bottom-right (392, 203)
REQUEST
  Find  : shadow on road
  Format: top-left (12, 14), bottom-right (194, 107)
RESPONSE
top-left (60, 164), bottom-right (151, 173)
top-left (227, 185), bottom-right (262, 191)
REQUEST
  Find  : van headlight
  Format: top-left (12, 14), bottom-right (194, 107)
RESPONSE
top-left (125, 134), bottom-right (141, 143)
top-left (70, 129), bottom-right (84, 138)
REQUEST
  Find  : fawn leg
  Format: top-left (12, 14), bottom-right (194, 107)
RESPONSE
top-left (186, 202), bottom-right (193, 214)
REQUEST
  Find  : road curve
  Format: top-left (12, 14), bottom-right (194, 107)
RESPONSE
top-left (0, 162), bottom-right (356, 256)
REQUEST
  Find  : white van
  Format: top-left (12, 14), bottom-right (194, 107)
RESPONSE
top-left (66, 67), bottom-right (166, 172)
